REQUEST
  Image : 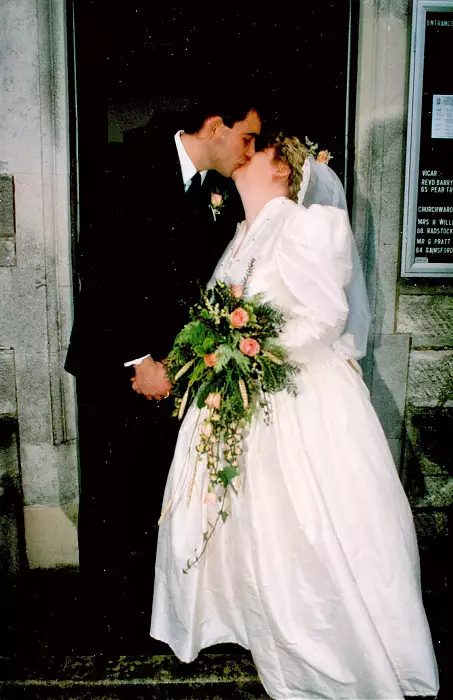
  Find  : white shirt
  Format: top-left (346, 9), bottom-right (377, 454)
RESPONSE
top-left (124, 131), bottom-right (206, 367)
top-left (174, 130), bottom-right (207, 190)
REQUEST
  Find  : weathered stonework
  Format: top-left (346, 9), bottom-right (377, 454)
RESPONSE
top-left (0, 175), bottom-right (16, 266)
top-left (353, 0), bottom-right (411, 458)
top-left (371, 333), bottom-right (410, 445)
top-left (406, 350), bottom-right (453, 407)
top-left (413, 510), bottom-right (449, 542)
top-left (0, 348), bottom-right (24, 578)
top-left (404, 345), bottom-right (453, 514)
top-left (0, 175), bottom-right (15, 236)
top-left (0, 0), bottom-right (78, 568)
top-left (0, 651), bottom-right (267, 698)
top-left (0, 348), bottom-right (16, 416)
top-left (397, 294), bottom-right (453, 348)
top-left (403, 406), bottom-right (453, 539)
top-left (354, 12), bottom-right (452, 670)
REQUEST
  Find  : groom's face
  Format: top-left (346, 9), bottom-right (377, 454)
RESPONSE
top-left (214, 109), bottom-right (262, 177)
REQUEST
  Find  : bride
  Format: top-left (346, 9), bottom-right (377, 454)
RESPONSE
top-left (150, 135), bottom-right (439, 700)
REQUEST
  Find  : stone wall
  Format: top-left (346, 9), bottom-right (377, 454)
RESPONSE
top-left (354, 0), bottom-right (452, 551)
top-left (397, 290), bottom-right (453, 546)
top-left (0, 348), bottom-right (24, 578)
top-left (0, 0), bottom-right (78, 568)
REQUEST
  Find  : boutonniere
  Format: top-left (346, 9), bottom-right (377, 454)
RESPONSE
top-left (305, 136), bottom-right (333, 165)
top-left (209, 190), bottom-right (228, 221)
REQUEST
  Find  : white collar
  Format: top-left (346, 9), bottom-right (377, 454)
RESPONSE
top-left (174, 130), bottom-right (207, 189)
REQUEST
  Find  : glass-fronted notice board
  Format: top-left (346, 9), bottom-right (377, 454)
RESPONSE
top-left (402, 1), bottom-right (453, 277)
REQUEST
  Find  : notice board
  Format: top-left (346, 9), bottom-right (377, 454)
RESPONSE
top-left (402, 1), bottom-right (453, 277)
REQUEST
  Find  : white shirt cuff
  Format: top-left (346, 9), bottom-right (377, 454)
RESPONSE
top-left (124, 354), bottom-right (151, 367)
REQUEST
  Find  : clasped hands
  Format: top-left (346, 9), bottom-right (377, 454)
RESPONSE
top-left (130, 356), bottom-right (172, 401)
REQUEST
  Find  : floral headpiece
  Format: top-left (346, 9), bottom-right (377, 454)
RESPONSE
top-left (304, 136), bottom-right (333, 164)
top-left (272, 133), bottom-right (333, 202)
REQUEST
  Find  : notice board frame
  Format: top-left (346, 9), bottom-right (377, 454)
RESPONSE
top-left (402, 0), bottom-right (453, 277)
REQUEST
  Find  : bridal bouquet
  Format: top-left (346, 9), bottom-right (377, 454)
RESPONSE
top-left (163, 262), bottom-right (299, 572)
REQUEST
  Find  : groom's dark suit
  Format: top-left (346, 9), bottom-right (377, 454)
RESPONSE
top-left (65, 115), bottom-right (243, 645)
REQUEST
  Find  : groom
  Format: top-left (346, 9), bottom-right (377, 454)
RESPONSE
top-left (65, 94), bottom-right (262, 646)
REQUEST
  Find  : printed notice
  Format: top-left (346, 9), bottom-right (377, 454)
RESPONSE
top-left (432, 95), bottom-right (453, 139)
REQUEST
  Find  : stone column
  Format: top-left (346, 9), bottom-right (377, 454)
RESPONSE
top-left (354, 0), bottom-right (453, 552)
top-left (352, 0), bottom-right (412, 468)
top-left (0, 0), bottom-right (78, 567)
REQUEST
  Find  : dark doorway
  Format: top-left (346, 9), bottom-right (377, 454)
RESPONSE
top-left (67, 0), bottom-right (358, 653)
top-left (69, 2), bottom-right (358, 247)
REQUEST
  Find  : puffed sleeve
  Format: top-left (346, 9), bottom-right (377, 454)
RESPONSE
top-left (274, 204), bottom-right (352, 363)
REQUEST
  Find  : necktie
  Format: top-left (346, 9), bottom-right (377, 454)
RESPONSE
top-left (186, 172), bottom-right (202, 199)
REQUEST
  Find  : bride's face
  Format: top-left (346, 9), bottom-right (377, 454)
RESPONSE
top-left (232, 147), bottom-right (279, 188)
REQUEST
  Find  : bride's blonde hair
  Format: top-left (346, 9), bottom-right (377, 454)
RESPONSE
top-left (271, 134), bottom-right (309, 202)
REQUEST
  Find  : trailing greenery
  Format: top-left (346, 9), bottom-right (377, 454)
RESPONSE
top-left (163, 261), bottom-right (299, 572)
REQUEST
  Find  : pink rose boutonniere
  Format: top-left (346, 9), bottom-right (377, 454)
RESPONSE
top-left (210, 190), bottom-right (228, 221)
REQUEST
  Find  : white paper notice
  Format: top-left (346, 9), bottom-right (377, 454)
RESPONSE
top-left (432, 95), bottom-right (453, 139)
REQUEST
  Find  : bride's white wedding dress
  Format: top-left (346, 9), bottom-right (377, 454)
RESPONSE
top-left (150, 197), bottom-right (439, 700)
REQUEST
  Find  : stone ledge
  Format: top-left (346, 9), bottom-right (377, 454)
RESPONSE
top-left (0, 685), bottom-right (268, 699)
top-left (0, 653), bottom-right (267, 699)
top-left (0, 652), bottom-right (257, 682)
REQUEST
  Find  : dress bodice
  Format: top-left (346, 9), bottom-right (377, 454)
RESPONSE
top-left (210, 196), bottom-right (370, 363)
top-left (210, 196), bottom-right (356, 364)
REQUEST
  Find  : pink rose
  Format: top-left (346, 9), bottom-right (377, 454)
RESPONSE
top-left (204, 353), bottom-right (217, 368)
top-left (239, 337), bottom-right (260, 357)
top-left (204, 492), bottom-right (218, 506)
top-left (231, 285), bottom-right (243, 299)
top-left (230, 307), bottom-right (249, 328)
top-left (211, 193), bottom-right (223, 207)
top-left (205, 393), bottom-right (221, 410)
top-left (317, 150), bottom-right (330, 164)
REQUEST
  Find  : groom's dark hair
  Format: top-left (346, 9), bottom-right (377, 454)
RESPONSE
top-left (181, 90), bottom-right (263, 134)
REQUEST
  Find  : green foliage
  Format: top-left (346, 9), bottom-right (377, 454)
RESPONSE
top-left (167, 280), bottom-right (298, 410)
top-left (165, 269), bottom-right (300, 573)
top-left (218, 467), bottom-right (239, 487)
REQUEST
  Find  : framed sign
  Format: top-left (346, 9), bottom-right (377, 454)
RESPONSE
top-left (402, 1), bottom-right (453, 277)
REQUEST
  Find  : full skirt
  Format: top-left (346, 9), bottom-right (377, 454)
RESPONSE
top-left (151, 348), bottom-right (439, 700)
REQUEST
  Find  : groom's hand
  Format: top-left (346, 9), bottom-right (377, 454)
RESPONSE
top-left (131, 357), bottom-right (171, 401)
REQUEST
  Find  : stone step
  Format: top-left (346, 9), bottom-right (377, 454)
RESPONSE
top-left (0, 652), bottom-right (269, 699)
top-left (0, 652), bottom-right (449, 699)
